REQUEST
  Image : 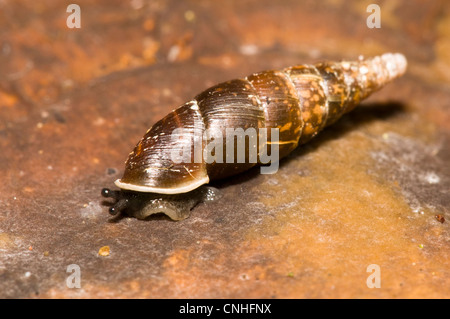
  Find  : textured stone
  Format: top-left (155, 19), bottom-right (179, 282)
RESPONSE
top-left (0, 0), bottom-right (448, 298)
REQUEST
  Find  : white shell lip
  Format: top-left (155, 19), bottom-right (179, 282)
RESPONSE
top-left (114, 176), bottom-right (210, 194)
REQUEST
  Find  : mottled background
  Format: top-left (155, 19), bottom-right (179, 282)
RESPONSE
top-left (0, 0), bottom-right (448, 298)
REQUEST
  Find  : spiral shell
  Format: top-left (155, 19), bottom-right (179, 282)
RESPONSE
top-left (114, 53), bottom-right (407, 195)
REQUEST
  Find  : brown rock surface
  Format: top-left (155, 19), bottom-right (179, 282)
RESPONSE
top-left (0, 0), bottom-right (448, 298)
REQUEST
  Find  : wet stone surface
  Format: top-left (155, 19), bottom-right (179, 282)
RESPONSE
top-left (0, 0), bottom-right (449, 298)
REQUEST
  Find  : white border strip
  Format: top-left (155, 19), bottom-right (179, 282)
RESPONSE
top-left (114, 176), bottom-right (210, 194)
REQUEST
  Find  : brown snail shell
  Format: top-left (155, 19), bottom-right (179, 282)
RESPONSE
top-left (103, 53), bottom-right (407, 220)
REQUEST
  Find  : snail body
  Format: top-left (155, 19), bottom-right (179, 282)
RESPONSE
top-left (103, 53), bottom-right (407, 220)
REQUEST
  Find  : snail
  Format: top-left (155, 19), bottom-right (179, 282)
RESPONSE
top-left (102, 53), bottom-right (407, 220)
